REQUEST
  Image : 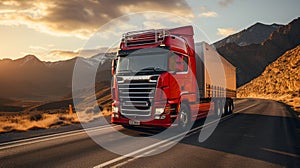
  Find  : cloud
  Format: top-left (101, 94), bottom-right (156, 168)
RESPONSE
top-left (21, 46), bottom-right (113, 61)
top-left (0, 0), bottom-right (193, 39)
top-left (199, 11), bottom-right (218, 18)
top-left (143, 21), bottom-right (166, 29)
top-left (143, 13), bottom-right (193, 25)
top-left (45, 50), bottom-right (79, 60)
top-left (217, 28), bottom-right (237, 37)
top-left (198, 6), bottom-right (218, 18)
top-left (28, 46), bottom-right (49, 53)
top-left (199, 6), bottom-right (208, 13)
top-left (20, 45), bottom-right (52, 59)
top-left (43, 47), bottom-right (112, 61)
top-left (218, 0), bottom-right (234, 7)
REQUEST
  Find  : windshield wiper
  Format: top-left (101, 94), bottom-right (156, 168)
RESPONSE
top-left (140, 67), bottom-right (165, 72)
top-left (118, 69), bottom-right (133, 73)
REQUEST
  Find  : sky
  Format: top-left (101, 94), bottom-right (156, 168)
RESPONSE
top-left (0, 0), bottom-right (299, 61)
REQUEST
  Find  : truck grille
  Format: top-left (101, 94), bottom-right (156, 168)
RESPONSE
top-left (117, 76), bottom-right (158, 116)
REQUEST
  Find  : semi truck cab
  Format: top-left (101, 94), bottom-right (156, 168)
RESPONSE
top-left (111, 26), bottom-right (236, 130)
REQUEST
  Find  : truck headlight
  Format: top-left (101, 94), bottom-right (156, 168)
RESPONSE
top-left (155, 108), bottom-right (164, 115)
top-left (112, 106), bottom-right (119, 113)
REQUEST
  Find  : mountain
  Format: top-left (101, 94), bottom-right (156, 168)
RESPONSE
top-left (1, 17), bottom-right (300, 106)
top-left (0, 55), bottom-right (78, 101)
top-left (237, 45), bottom-right (300, 111)
top-left (214, 22), bottom-right (282, 48)
top-left (0, 54), bottom-right (114, 101)
top-left (216, 17), bottom-right (300, 87)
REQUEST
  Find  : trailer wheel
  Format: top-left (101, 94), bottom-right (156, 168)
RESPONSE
top-left (225, 99), bottom-right (232, 114)
top-left (229, 100), bottom-right (233, 114)
top-left (214, 101), bottom-right (222, 117)
top-left (225, 100), bottom-right (231, 115)
top-left (178, 104), bottom-right (191, 132)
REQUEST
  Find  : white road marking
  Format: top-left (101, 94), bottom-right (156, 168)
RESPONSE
top-left (95, 115), bottom-right (233, 168)
top-left (0, 102), bottom-right (258, 166)
top-left (0, 125), bottom-right (119, 150)
top-left (234, 103), bottom-right (258, 113)
top-left (95, 103), bottom-right (258, 168)
top-left (234, 99), bottom-right (248, 105)
top-left (110, 140), bottom-right (177, 168)
top-left (262, 148), bottom-right (300, 158)
top-left (94, 130), bottom-right (187, 168)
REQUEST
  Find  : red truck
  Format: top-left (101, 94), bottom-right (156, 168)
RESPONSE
top-left (111, 26), bottom-right (236, 130)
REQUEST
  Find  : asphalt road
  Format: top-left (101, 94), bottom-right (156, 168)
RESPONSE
top-left (0, 99), bottom-right (299, 168)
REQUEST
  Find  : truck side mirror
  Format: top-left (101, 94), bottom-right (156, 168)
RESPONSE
top-left (112, 58), bottom-right (117, 75)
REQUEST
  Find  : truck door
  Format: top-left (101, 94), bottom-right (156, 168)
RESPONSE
top-left (168, 53), bottom-right (190, 99)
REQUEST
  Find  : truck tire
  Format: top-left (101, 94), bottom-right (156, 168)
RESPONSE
top-left (178, 103), bottom-right (191, 132)
top-left (229, 100), bottom-right (233, 114)
top-left (214, 100), bottom-right (222, 117)
top-left (224, 100), bottom-right (231, 115)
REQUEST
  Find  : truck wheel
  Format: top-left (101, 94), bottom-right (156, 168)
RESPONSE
top-left (229, 101), bottom-right (233, 114)
top-left (214, 101), bottom-right (222, 117)
top-left (222, 100), bottom-right (226, 116)
top-left (224, 101), bottom-right (229, 116)
top-left (225, 100), bottom-right (232, 114)
top-left (178, 104), bottom-right (191, 132)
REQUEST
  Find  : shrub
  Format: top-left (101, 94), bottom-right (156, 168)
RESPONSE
top-left (29, 113), bottom-right (43, 121)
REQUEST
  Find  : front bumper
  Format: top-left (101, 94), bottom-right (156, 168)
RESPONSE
top-left (111, 101), bottom-right (175, 128)
top-left (111, 116), bottom-right (173, 128)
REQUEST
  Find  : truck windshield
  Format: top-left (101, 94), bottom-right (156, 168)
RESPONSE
top-left (117, 53), bottom-right (169, 73)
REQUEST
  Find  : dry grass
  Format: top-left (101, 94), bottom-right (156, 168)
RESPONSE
top-left (0, 112), bottom-right (79, 133)
top-left (0, 109), bottom-right (112, 133)
top-left (0, 85), bottom-right (113, 133)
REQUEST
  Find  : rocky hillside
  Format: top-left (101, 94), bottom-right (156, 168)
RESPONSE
top-left (214, 22), bottom-right (282, 48)
top-left (217, 17), bottom-right (300, 87)
top-left (237, 45), bottom-right (300, 111)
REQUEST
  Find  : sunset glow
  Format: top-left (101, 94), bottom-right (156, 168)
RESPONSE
top-left (0, 0), bottom-right (299, 61)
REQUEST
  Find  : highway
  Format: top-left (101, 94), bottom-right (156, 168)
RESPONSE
top-left (0, 99), bottom-right (299, 168)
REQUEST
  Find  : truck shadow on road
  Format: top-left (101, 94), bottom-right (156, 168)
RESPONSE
top-left (179, 111), bottom-right (300, 167)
